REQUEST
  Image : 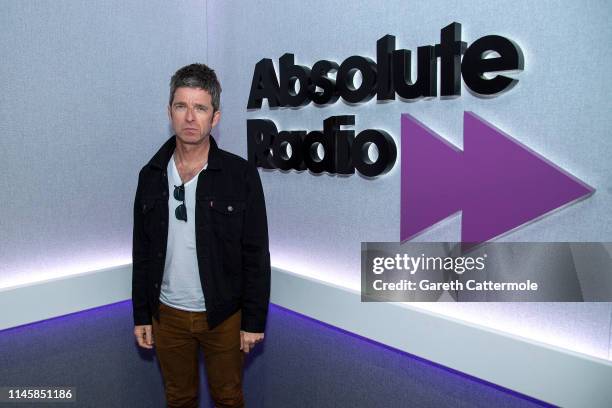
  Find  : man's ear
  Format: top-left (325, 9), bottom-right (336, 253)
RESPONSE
top-left (167, 105), bottom-right (172, 121)
top-left (211, 109), bottom-right (221, 128)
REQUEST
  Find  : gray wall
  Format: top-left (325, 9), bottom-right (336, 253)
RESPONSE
top-left (0, 0), bottom-right (206, 286)
top-left (206, 0), bottom-right (612, 360)
top-left (0, 0), bottom-right (611, 382)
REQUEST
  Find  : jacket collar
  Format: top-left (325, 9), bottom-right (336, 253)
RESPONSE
top-left (147, 135), bottom-right (222, 171)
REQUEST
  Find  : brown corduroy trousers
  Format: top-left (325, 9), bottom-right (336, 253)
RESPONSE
top-left (152, 303), bottom-right (245, 408)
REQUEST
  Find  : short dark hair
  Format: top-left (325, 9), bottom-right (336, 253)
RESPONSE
top-left (169, 63), bottom-right (221, 111)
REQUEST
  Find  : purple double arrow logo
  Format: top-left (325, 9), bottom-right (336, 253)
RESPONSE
top-left (400, 112), bottom-right (595, 243)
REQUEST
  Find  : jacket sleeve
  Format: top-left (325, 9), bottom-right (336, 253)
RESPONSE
top-left (240, 164), bottom-right (271, 333)
top-left (132, 170), bottom-right (152, 326)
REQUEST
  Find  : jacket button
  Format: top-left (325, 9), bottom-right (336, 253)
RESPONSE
top-left (227, 205), bottom-right (233, 212)
top-left (161, 220), bottom-right (166, 226)
top-left (162, 191), bottom-right (167, 197)
top-left (157, 252), bottom-right (163, 258)
top-left (154, 283), bottom-right (159, 289)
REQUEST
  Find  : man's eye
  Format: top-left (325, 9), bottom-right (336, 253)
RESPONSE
top-left (174, 105), bottom-right (186, 110)
top-left (195, 106), bottom-right (207, 112)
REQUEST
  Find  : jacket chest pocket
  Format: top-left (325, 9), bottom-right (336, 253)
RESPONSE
top-left (141, 197), bottom-right (165, 240)
top-left (208, 199), bottom-right (246, 241)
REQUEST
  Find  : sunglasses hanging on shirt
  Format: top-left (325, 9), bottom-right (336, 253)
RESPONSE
top-left (174, 184), bottom-right (187, 222)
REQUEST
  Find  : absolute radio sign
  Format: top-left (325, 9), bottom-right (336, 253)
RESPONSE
top-left (246, 22), bottom-right (523, 176)
top-left (246, 22), bottom-right (594, 243)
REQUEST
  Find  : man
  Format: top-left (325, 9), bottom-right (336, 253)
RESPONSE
top-left (132, 63), bottom-right (270, 408)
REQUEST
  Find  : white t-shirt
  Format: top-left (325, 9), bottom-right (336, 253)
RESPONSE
top-left (159, 154), bottom-right (207, 311)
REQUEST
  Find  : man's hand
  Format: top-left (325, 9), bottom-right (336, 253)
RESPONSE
top-left (134, 325), bottom-right (154, 349)
top-left (240, 331), bottom-right (264, 354)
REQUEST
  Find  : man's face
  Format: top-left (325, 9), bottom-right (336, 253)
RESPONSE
top-left (168, 87), bottom-right (220, 145)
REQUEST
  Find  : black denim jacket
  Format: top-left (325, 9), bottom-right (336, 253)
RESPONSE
top-left (132, 135), bottom-right (270, 332)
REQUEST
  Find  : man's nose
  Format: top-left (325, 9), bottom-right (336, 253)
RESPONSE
top-left (185, 107), bottom-right (195, 121)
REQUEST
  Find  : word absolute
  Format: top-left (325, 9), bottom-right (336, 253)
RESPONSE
top-left (247, 22), bottom-right (524, 108)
